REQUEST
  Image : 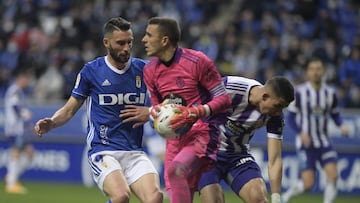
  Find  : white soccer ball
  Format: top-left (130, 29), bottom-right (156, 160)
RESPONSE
top-left (152, 103), bottom-right (180, 139)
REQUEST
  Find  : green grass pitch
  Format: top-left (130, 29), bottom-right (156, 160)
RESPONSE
top-left (0, 181), bottom-right (359, 203)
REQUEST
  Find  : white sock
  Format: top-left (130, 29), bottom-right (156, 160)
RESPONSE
top-left (282, 181), bottom-right (305, 202)
top-left (6, 158), bottom-right (20, 187)
top-left (323, 181), bottom-right (337, 203)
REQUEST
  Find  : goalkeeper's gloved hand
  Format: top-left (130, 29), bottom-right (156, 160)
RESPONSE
top-left (169, 105), bottom-right (208, 131)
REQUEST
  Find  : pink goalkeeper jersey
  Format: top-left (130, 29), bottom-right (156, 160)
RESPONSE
top-left (143, 47), bottom-right (228, 111)
top-left (144, 47), bottom-right (230, 190)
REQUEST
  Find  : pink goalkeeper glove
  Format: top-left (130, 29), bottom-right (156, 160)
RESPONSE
top-left (170, 105), bottom-right (209, 130)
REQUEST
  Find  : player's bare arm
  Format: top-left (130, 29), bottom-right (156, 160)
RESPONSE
top-left (34, 96), bottom-right (84, 136)
top-left (340, 124), bottom-right (350, 137)
top-left (300, 132), bottom-right (311, 147)
top-left (120, 105), bottom-right (150, 128)
top-left (267, 137), bottom-right (283, 202)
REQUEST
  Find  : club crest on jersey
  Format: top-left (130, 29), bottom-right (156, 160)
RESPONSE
top-left (176, 76), bottom-right (185, 88)
top-left (136, 76), bottom-right (141, 88)
top-left (74, 73), bottom-right (81, 89)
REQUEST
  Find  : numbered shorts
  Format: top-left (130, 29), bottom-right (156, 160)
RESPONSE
top-left (89, 150), bottom-right (158, 193)
top-left (297, 145), bottom-right (338, 171)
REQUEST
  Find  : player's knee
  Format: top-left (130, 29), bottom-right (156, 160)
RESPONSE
top-left (137, 186), bottom-right (163, 203)
top-left (303, 179), bottom-right (315, 191)
top-left (327, 172), bottom-right (338, 182)
top-left (110, 190), bottom-right (131, 203)
top-left (25, 145), bottom-right (35, 158)
top-left (10, 148), bottom-right (21, 158)
top-left (245, 181), bottom-right (268, 203)
top-left (251, 188), bottom-right (268, 203)
top-left (141, 190), bottom-right (163, 203)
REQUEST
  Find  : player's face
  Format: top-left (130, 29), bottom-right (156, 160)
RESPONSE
top-left (104, 30), bottom-right (133, 64)
top-left (306, 61), bottom-right (324, 84)
top-left (19, 75), bottom-right (30, 88)
top-left (142, 24), bottom-right (165, 57)
top-left (259, 94), bottom-right (287, 116)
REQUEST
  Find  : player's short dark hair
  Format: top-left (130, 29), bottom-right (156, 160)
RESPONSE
top-left (266, 76), bottom-right (295, 105)
top-left (148, 17), bottom-right (180, 46)
top-left (304, 57), bottom-right (324, 70)
top-left (103, 17), bottom-right (131, 36)
top-left (13, 68), bottom-right (32, 78)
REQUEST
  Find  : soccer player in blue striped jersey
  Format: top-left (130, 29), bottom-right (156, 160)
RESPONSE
top-left (198, 76), bottom-right (295, 203)
top-left (282, 58), bottom-right (349, 203)
top-left (34, 17), bottom-right (163, 203)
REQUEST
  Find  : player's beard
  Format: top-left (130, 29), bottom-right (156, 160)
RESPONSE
top-left (108, 45), bottom-right (130, 64)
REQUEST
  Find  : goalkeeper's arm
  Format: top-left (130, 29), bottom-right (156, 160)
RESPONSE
top-left (170, 92), bottom-right (230, 130)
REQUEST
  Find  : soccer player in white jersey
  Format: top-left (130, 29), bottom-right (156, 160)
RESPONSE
top-left (198, 76), bottom-right (295, 203)
top-left (282, 58), bottom-right (349, 203)
top-left (34, 17), bottom-right (163, 203)
top-left (4, 71), bottom-right (34, 194)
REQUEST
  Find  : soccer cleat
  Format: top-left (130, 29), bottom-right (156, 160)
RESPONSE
top-left (5, 183), bottom-right (28, 194)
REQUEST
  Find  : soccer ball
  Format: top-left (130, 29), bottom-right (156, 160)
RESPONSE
top-left (152, 103), bottom-right (180, 139)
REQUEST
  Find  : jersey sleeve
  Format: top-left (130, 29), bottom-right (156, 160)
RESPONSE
top-left (197, 53), bottom-right (230, 114)
top-left (197, 53), bottom-right (222, 91)
top-left (266, 115), bottom-right (285, 139)
top-left (329, 90), bottom-right (344, 126)
top-left (71, 65), bottom-right (91, 99)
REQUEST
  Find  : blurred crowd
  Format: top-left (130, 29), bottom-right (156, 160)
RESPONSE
top-left (0, 0), bottom-right (360, 107)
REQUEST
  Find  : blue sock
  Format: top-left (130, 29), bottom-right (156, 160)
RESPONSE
top-left (106, 200), bottom-right (112, 203)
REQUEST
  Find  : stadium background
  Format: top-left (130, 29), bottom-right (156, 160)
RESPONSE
top-left (0, 0), bottom-right (360, 202)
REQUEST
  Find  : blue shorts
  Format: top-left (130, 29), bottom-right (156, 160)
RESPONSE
top-left (297, 145), bottom-right (337, 171)
top-left (198, 152), bottom-right (262, 194)
top-left (5, 135), bottom-right (30, 149)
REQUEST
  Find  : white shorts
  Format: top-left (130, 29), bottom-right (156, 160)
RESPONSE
top-left (89, 150), bottom-right (158, 192)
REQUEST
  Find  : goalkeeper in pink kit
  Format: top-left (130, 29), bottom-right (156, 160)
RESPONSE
top-left (142, 17), bottom-right (231, 203)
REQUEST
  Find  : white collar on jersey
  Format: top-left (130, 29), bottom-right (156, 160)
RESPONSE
top-left (105, 55), bottom-right (131, 74)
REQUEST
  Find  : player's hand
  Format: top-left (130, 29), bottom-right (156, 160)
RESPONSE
top-left (21, 108), bottom-right (32, 121)
top-left (300, 132), bottom-right (311, 147)
top-left (340, 124), bottom-right (350, 137)
top-left (34, 118), bottom-right (55, 137)
top-left (149, 99), bottom-right (170, 120)
top-left (169, 105), bottom-right (207, 130)
top-left (120, 105), bottom-right (150, 128)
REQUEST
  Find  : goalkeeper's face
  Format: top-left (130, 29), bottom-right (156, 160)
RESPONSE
top-left (142, 24), bottom-right (164, 57)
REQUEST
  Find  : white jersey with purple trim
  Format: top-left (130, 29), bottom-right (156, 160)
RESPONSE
top-left (71, 56), bottom-right (149, 156)
top-left (288, 81), bottom-right (340, 149)
top-left (219, 76), bottom-right (284, 154)
top-left (4, 83), bottom-right (27, 137)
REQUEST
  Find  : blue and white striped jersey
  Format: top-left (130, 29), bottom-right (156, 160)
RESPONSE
top-left (288, 81), bottom-right (342, 148)
top-left (219, 76), bottom-right (284, 154)
top-left (71, 56), bottom-right (149, 156)
top-left (4, 83), bottom-right (28, 137)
